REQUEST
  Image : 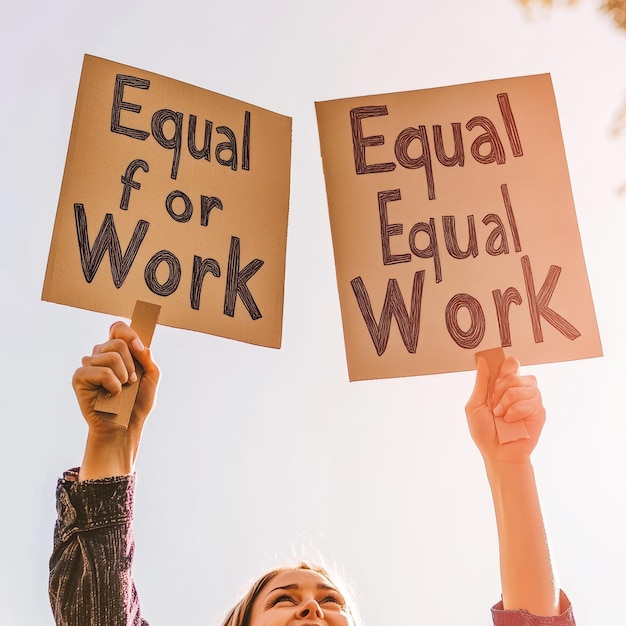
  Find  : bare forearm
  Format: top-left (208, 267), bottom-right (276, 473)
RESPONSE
top-left (486, 459), bottom-right (559, 616)
top-left (79, 429), bottom-right (140, 480)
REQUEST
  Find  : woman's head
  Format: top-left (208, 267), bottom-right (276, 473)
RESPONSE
top-left (220, 562), bottom-right (360, 626)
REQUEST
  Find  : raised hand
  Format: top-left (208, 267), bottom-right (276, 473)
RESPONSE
top-left (73, 321), bottom-right (160, 480)
top-left (466, 355), bottom-right (545, 465)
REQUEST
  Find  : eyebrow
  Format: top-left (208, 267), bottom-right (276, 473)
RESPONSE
top-left (266, 582), bottom-right (338, 595)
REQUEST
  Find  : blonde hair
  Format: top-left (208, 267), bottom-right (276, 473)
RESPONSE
top-left (220, 562), bottom-right (361, 626)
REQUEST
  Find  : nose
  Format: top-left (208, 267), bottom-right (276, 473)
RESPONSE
top-left (297, 599), bottom-right (324, 620)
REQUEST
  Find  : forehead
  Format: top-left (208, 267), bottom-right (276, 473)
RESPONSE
top-left (265, 569), bottom-right (335, 591)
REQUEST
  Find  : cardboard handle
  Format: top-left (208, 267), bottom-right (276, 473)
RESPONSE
top-left (475, 347), bottom-right (530, 444)
top-left (94, 301), bottom-right (161, 429)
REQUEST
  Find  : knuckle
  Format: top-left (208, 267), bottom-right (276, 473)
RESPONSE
top-left (529, 375), bottom-right (538, 387)
top-left (110, 338), bottom-right (127, 351)
top-left (109, 320), bottom-right (129, 337)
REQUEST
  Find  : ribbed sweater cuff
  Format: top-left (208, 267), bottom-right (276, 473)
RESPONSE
top-left (492, 591), bottom-right (575, 626)
top-left (55, 468), bottom-right (136, 542)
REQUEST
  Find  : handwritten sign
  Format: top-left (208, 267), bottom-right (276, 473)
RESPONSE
top-left (316, 74), bottom-right (602, 381)
top-left (43, 55), bottom-right (292, 348)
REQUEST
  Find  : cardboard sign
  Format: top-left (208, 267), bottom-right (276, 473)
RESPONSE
top-left (316, 74), bottom-right (602, 381)
top-left (43, 55), bottom-right (292, 348)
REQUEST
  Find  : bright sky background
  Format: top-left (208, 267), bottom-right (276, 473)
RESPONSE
top-left (1, 1), bottom-right (624, 625)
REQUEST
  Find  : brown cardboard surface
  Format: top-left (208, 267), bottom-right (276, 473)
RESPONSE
top-left (43, 55), bottom-right (292, 348)
top-left (475, 347), bottom-right (529, 444)
top-left (316, 74), bottom-right (602, 381)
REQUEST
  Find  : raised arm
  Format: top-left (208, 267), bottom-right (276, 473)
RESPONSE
top-left (465, 356), bottom-right (567, 619)
top-left (49, 322), bottom-right (157, 626)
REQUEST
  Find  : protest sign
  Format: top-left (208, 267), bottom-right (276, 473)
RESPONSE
top-left (316, 74), bottom-right (602, 381)
top-left (43, 55), bottom-right (292, 348)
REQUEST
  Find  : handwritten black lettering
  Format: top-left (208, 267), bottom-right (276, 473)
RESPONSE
top-left (350, 271), bottom-right (425, 356)
top-left (74, 203), bottom-right (149, 287)
top-left (111, 74), bottom-right (150, 140)
top-left (445, 293), bottom-right (486, 349)
top-left (224, 236), bottom-right (264, 320)
top-left (350, 106), bottom-right (396, 175)
top-left (144, 250), bottom-right (181, 296)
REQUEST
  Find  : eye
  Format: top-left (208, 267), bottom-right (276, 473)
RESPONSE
top-left (320, 593), bottom-right (344, 607)
top-left (266, 593), bottom-right (296, 608)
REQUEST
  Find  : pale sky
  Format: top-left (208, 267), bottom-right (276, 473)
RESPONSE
top-left (0, 1), bottom-right (624, 625)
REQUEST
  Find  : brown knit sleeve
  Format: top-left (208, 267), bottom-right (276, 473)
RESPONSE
top-left (49, 469), bottom-right (149, 626)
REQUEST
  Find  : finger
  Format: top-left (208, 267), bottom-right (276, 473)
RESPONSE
top-left (109, 321), bottom-right (145, 351)
top-left (500, 398), bottom-right (545, 424)
top-left (109, 318), bottom-right (158, 374)
top-left (493, 384), bottom-right (541, 419)
top-left (466, 356), bottom-right (490, 411)
top-left (109, 320), bottom-right (131, 338)
top-left (72, 365), bottom-right (124, 397)
top-left (92, 338), bottom-right (137, 383)
top-left (492, 373), bottom-right (537, 409)
top-left (82, 351), bottom-right (132, 386)
top-left (109, 320), bottom-right (148, 361)
top-left (134, 346), bottom-right (159, 378)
